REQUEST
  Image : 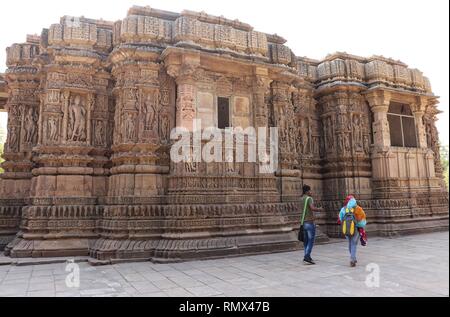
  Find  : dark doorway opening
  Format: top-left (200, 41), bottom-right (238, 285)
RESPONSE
top-left (218, 97), bottom-right (230, 129)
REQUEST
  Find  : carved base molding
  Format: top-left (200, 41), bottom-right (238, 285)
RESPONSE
top-left (4, 201), bottom-right (314, 261)
top-left (2, 195), bottom-right (447, 261)
top-left (90, 232), bottom-right (303, 263)
top-left (0, 200), bottom-right (23, 251)
top-left (0, 235), bottom-right (16, 251)
top-left (6, 236), bottom-right (91, 258)
top-left (92, 201), bottom-right (306, 261)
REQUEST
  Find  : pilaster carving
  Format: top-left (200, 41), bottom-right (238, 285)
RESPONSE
top-left (365, 90), bottom-right (391, 149)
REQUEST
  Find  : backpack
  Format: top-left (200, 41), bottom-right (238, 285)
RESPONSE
top-left (342, 207), bottom-right (356, 237)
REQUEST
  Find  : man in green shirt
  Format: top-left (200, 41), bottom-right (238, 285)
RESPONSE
top-left (301, 184), bottom-right (324, 264)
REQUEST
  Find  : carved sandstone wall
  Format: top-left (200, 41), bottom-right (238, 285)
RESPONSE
top-left (0, 6), bottom-right (448, 262)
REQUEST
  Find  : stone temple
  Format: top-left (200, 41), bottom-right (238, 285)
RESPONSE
top-left (0, 6), bottom-right (448, 263)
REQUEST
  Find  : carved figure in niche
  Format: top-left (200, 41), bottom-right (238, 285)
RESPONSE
top-left (344, 133), bottom-right (351, 151)
top-left (68, 95), bottom-right (87, 142)
top-left (48, 117), bottom-right (59, 142)
top-left (325, 116), bottom-right (334, 151)
top-left (431, 129), bottom-right (439, 152)
top-left (95, 120), bottom-right (105, 146)
top-left (143, 93), bottom-right (157, 132)
top-left (24, 107), bottom-right (37, 143)
top-left (352, 114), bottom-right (363, 150)
top-left (107, 121), bottom-right (114, 146)
top-left (425, 121), bottom-right (433, 148)
top-left (363, 134), bottom-right (370, 155)
top-left (319, 136), bottom-right (325, 158)
top-left (160, 114), bottom-right (170, 142)
top-left (300, 119), bottom-right (309, 154)
top-left (337, 134), bottom-right (345, 152)
top-left (124, 113), bottom-right (136, 142)
top-left (289, 125), bottom-right (296, 153)
top-left (278, 118), bottom-right (287, 150)
top-left (338, 112), bottom-right (347, 127)
top-left (7, 126), bottom-right (19, 152)
top-left (312, 136), bottom-right (319, 155)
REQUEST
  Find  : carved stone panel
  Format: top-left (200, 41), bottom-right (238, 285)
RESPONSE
top-left (45, 115), bottom-right (61, 144)
top-left (66, 94), bottom-right (88, 143)
top-left (140, 89), bottom-right (160, 140)
top-left (233, 96), bottom-right (250, 129)
top-left (197, 91), bottom-right (215, 128)
top-left (22, 107), bottom-right (38, 147)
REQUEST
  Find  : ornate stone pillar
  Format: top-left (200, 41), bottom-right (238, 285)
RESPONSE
top-left (1, 40), bottom-right (40, 250)
top-left (412, 96), bottom-right (429, 149)
top-left (253, 71), bottom-right (280, 205)
top-left (271, 80), bottom-right (291, 166)
top-left (365, 90), bottom-right (391, 149)
top-left (271, 80), bottom-right (299, 203)
top-left (5, 17), bottom-right (114, 258)
top-left (90, 47), bottom-right (175, 262)
top-left (423, 99), bottom-right (445, 184)
top-left (167, 61), bottom-right (199, 132)
top-left (365, 90), bottom-right (393, 190)
top-left (253, 69), bottom-right (271, 129)
top-left (317, 89), bottom-right (372, 237)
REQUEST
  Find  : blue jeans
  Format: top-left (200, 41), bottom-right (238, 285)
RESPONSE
top-left (347, 231), bottom-right (360, 262)
top-left (303, 222), bottom-right (316, 259)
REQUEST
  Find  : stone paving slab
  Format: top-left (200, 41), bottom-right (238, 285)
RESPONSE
top-left (0, 231), bottom-right (448, 297)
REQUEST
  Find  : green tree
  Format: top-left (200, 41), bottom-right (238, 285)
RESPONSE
top-left (441, 145), bottom-right (449, 189)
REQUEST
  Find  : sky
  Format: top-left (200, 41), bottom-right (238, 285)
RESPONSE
top-left (0, 0), bottom-right (448, 145)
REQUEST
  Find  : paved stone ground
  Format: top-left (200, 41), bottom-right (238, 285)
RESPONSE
top-left (0, 231), bottom-right (448, 297)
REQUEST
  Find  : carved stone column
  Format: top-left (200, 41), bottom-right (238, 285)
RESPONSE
top-left (253, 71), bottom-right (280, 205)
top-left (253, 70), bottom-right (271, 129)
top-left (90, 47), bottom-right (175, 262)
top-left (1, 40), bottom-right (40, 250)
top-left (365, 90), bottom-right (391, 150)
top-left (167, 61), bottom-right (200, 132)
top-left (365, 90), bottom-right (392, 188)
top-left (423, 99), bottom-right (445, 184)
top-left (271, 80), bottom-right (300, 204)
top-left (412, 96), bottom-right (429, 149)
top-left (5, 18), bottom-right (113, 258)
top-left (317, 89), bottom-right (372, 237)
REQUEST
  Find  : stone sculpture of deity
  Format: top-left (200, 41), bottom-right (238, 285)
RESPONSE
top-left (300, 119), bottom-right (309, 154)
top-left (24, 107), bottom-right (37, 144)
top-left (352, 114), bottom-right (363, 150)
top-left (69, 95), bottom-right (87, 142)
top-left (95, 120), bottom-right (105, 146)
top-left (8, 126), bottom-right (19, 152)
top-left (160, 114), bottom-right (170, 142)
top-left (124, 113), bottom-right (136, 142)
top-left (48, 117), bottom-right (58, 142)
top-left (143, 93), bottom-right (157, 132)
